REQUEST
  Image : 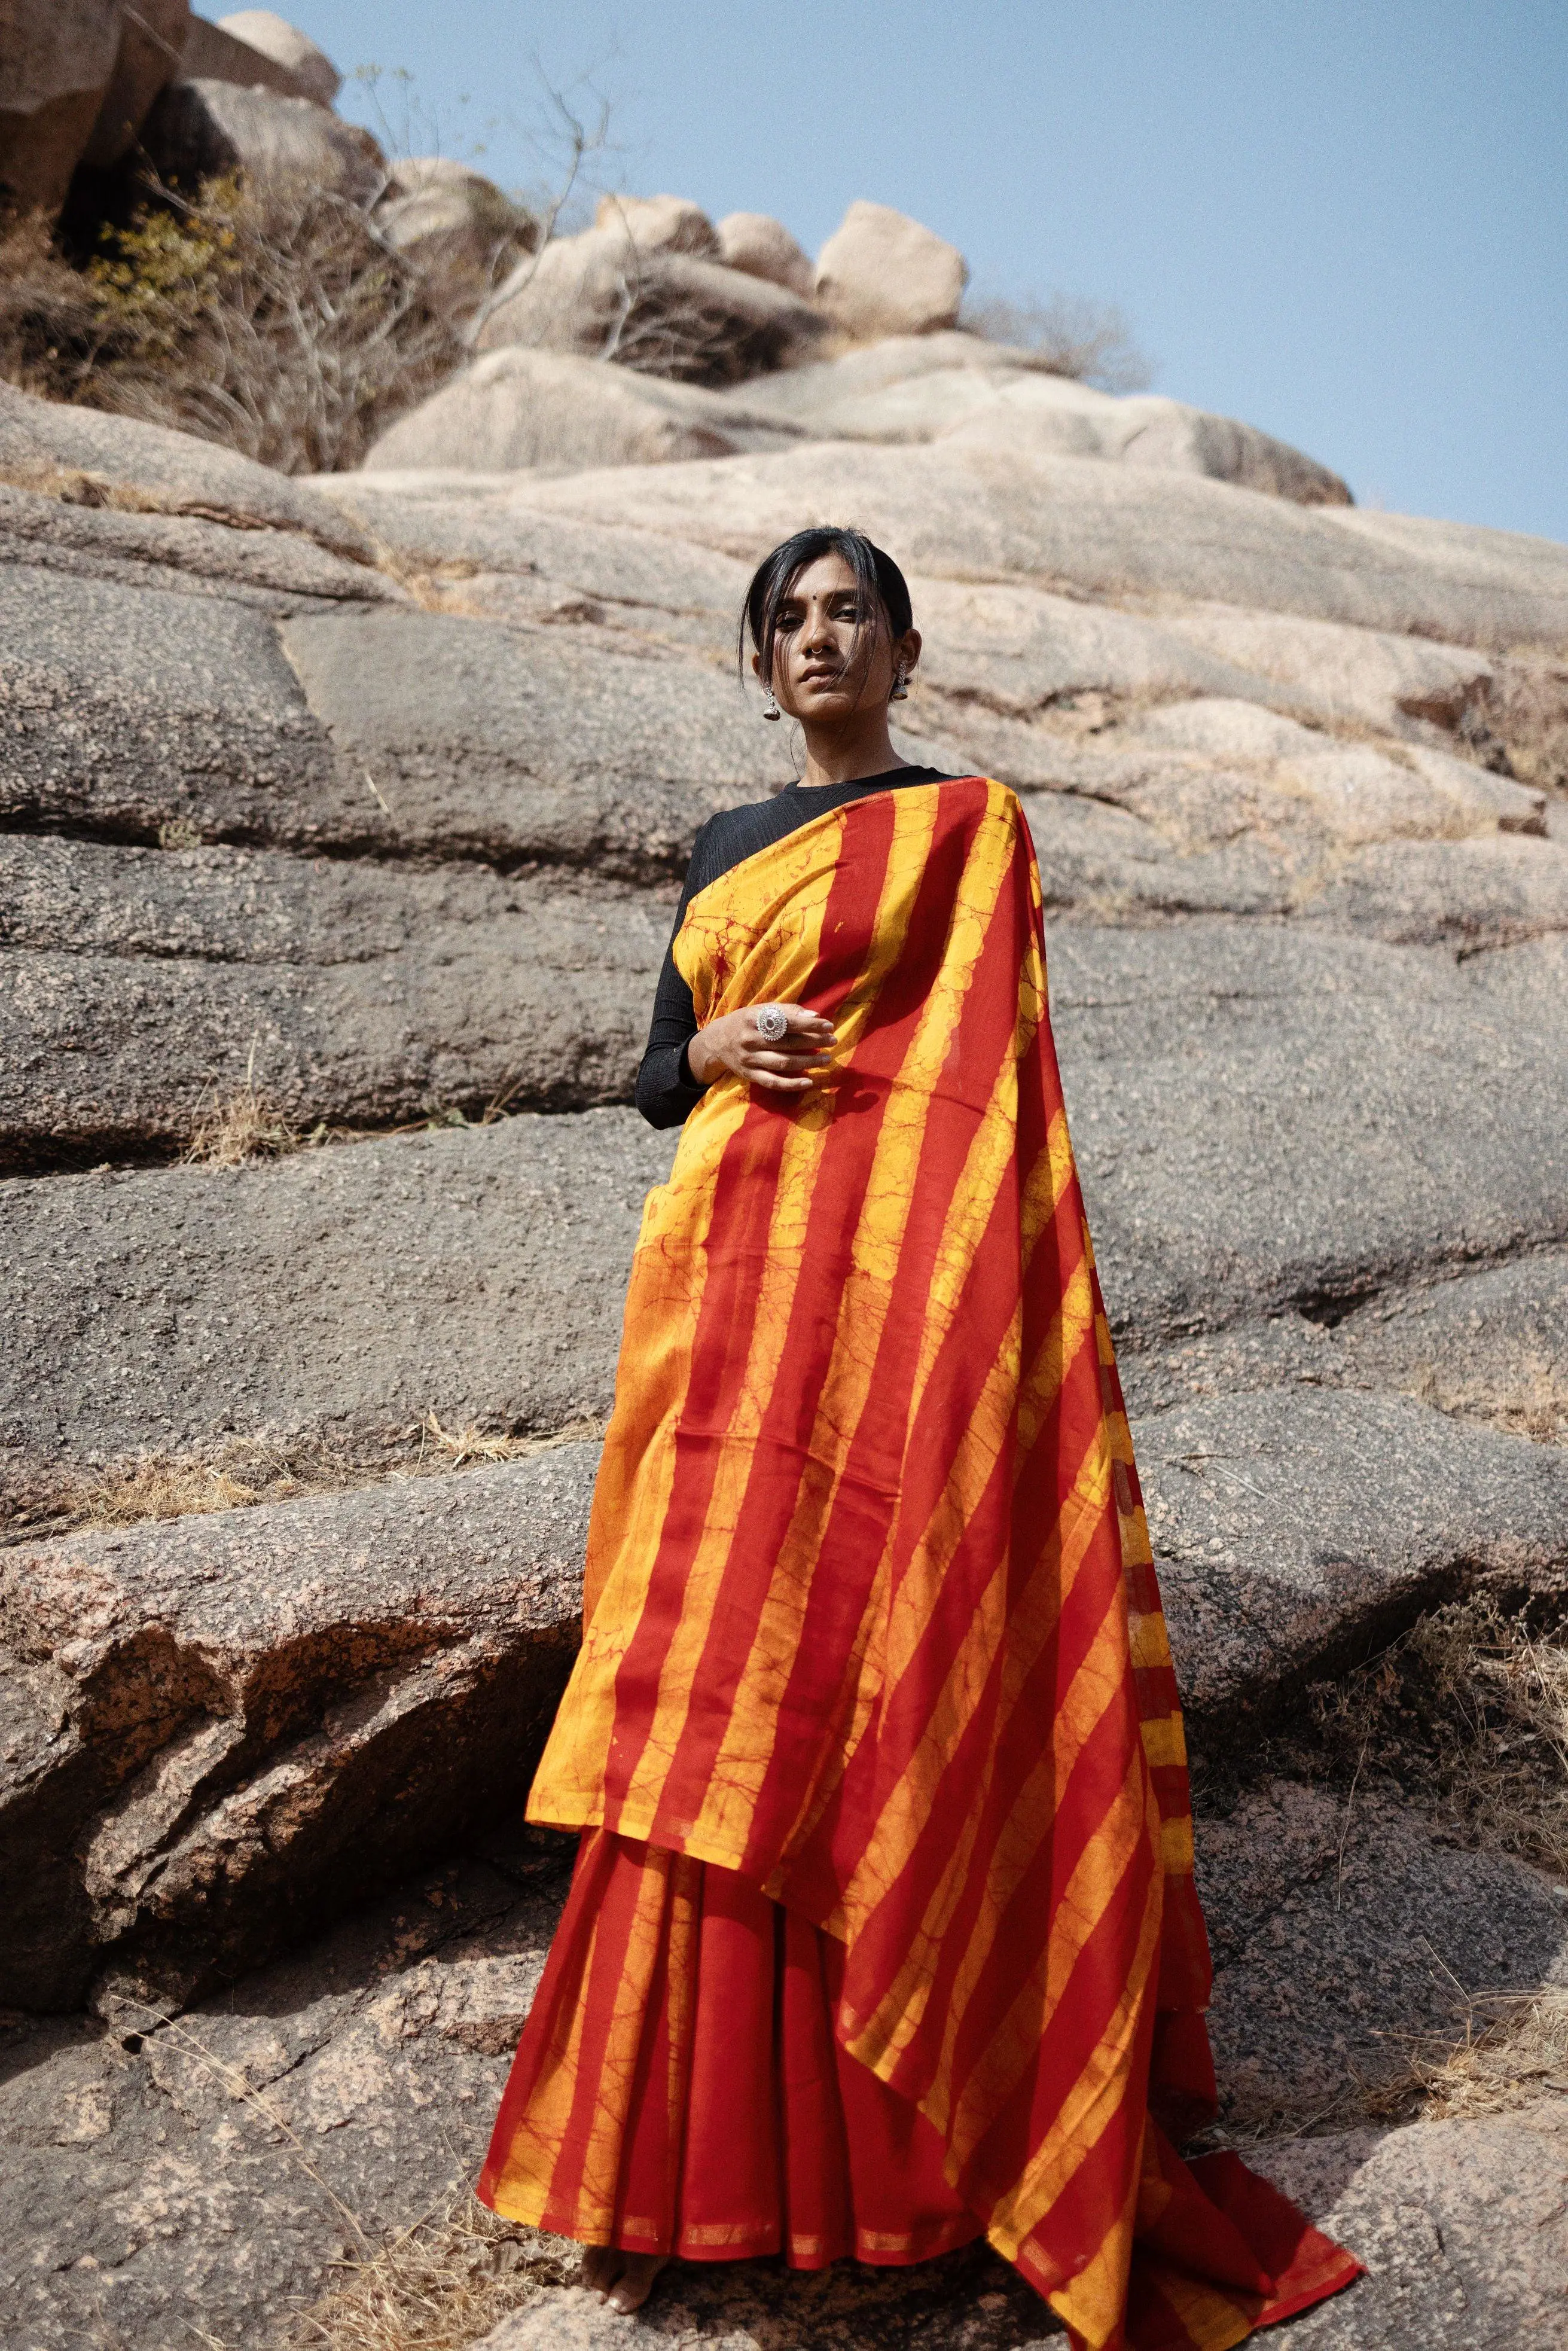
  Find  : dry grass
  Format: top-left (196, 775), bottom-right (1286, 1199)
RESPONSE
top-left (7, 1416), bottom-right (606, 1544)
top-left (285, 2194), bottom-right (576, 2351)
top-left (183, 1081), bottom-right (305, 1168)
top-left (1410, 1354), bottom-right (1567, 1447)
top-left (1304, 1595), bottom-right (1568, 1881)
top-left (1400, 1986), bottom-right (1568, 2123)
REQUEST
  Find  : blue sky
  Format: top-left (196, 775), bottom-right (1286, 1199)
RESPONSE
top-left (306, 1), bottom-right (1567, 543)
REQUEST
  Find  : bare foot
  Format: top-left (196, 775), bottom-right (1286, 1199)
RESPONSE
top-left (580, 2245), bottom-right (670, 2314)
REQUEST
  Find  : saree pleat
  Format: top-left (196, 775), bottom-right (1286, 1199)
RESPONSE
top-left (492, 780), bottom-right (1358, 2348)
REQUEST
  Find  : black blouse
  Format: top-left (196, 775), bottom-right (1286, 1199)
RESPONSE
top-left (634, 766), bottom-right (958, 1129)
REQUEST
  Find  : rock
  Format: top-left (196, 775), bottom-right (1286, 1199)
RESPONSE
top-left (715, 209), bottom-right (813, 295)
top-left (511, 440), bottom-right (1568, 653)
top-left (178, 8), bottom-right (321, 102)
top-left (1134, 1388), bottom-right (1568, 1731)
top-left (377, 157), bottom-right (537, 325)
top-left (813, 199), bottom-right (968, 340)
top-left (273, 605), bottom-right (778, 871)
top-left (1051, 922), bottom-right (1568, 1341)
top-left (1292, 833), bottom-right (1568, 949)
top-left (0, 477), bottom-right (401, 606)
top-left (215, 7), bottom-right (340, 106)
top-left (0, 1832), bottom-right (578, 2350)
top-left (477, 227), bottom-right (827, 384)
top-left (1334, 1249), bottom-right (1568, 1443)
top-left (942, 380), bottom-right (1352, 505)
top-left (1121, 698), bottom-right (1545, 840)
top-left (363, 347), bottom-right (803, 475)
top-left (313, 469), bottom-right (755, 654)
top-left (594, 190), bottom-right (719, 258)
top-left (0, 572), bottom-right (773, 877)
top-left (79, 0), bottom-right (189, 171)
top-left (0, 377), bottom-right (379, 562)
top-left (0, 1450), bottom-right (595, 2005)
top-left (0, 1109), bottom-right (672, 1511)
top-left (1197, 1783), bottom-right (1568, 2130)
top-left (1154, 599), bottom-right (1502, 744)
top-left (0, 841), bottom-right (669, 1160)
top-left (480, 2255), bottom-right (1053, 2350)
top-left (1254, 2105), bottom-right (1568, 2347)
top-left (0, 0), bottom-right (123, 211)
top-left (138, 74), bottom-right (385, 203)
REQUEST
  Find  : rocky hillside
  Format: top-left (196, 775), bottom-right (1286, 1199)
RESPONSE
top-left (4, 13), bottom-right (1568, 2351)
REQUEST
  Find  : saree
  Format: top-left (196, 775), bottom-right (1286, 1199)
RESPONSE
top-left (486, 777), bottom-right (1358, 2349)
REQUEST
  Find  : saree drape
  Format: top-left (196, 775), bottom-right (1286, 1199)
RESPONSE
top-left (504, 777), bottom-right (1357, 2349)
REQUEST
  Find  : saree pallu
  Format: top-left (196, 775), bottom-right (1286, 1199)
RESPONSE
top-left (485, 778), bottom-right (1358, 2349)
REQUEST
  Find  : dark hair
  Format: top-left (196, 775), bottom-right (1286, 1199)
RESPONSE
top-left (739, 527), bottom-right (913, 700)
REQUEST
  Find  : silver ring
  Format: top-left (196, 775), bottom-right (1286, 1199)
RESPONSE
top-left (755, 1004), bottom-right (789, 1044)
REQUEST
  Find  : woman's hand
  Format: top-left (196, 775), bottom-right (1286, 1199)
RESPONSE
top-left (687, 1002), bottom-right (836, 1093)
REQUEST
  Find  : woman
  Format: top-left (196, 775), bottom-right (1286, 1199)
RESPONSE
top-left (478, 529), bottom-right (1358, 2350)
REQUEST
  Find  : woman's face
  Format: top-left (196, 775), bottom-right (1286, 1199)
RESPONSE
top-left (756, 552), bottom-right (920, 724)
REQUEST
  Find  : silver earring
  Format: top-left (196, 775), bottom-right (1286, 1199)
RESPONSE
top-left (890, 664), bottom-right (909, 702)
top-left (761, 687), bottom-right (780, 721)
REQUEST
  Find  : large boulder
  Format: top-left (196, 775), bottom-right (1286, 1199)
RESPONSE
top-left (941, 379), bottom-right (1353, 504)
top-left (0, 0), bottom-right (124, 211)
top-left (0, 1449), bottom-right (596, 2007)
top-left (0, 569), bottom-right (773, 873)
top-left (362, 346), bottom-right (803, 474)
top-left (0, 1838), bottom-right (579, 2351)
top-left (477, 226), bottom-right (828, 384)
top-left (716, 208), bottom-right (813, 295)
top-left (377, 155), bottom-right (537, 324)
top-left (0, 377), bottom-right (377, 559)
top-left (813, 199), bottom-right (968, 339)
top-left (138, 74), bottom-right (384, 202)
top-left (0, 1111), bottom-right (673, 1511)
top-left (214, 8), bottom-right (340, 106)
top-left (178, 8), bottom-right (323, 102)
top-left (593, 190), bottom-right (718, 257)
top-left (79, 0), bottom-right (190, 172)
top-left (0, 840), bottom-right (670, 1159)
top-left (511, 438), bottom-right (1568, 651)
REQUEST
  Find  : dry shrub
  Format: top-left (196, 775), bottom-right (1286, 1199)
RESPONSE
top-left (1, 174), bottom-right (461, 473)
top-left (1305, 1595), bottom-right (1568, 1879)
top-left (960, 289), bottom-right (1154, 393)
top-left (183, 1081), bottom-right (304, 1167)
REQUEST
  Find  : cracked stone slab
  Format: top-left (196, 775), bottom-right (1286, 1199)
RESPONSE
top-left (510, 439), bottom-right (1568, 654)
top-left (1115, 1249), bottom-right (1568, 1442)
top-left (0, 1832), bottom-right (575, 2351)
top-left (0, 489), bottom-right (402, 606)
top-left (1051, 921), bottom-right (1568, 1345)
top-left (0, 1109), bottom-right (674, 1512)
top-left (1196, 1783), bottom-right (1568, 2130)
top-left (1334, 1248), bottom-right (1568, 1440)
top-left (0, 1451), bottom-right (595, 2007)
top-left (0, 572), bottom-right (771, 877)
top-left (0, 840), bottom-right (670, 1156)
top-left (0, 380), bottom-right (379, 565)
top-left (1253, 2104), bottom-right (1568, 2347)
top-left (1136, 1387), bottom-right (1568, 1730)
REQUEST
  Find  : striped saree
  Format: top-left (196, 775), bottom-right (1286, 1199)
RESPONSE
top-left (481, 778), bottom-right (1357, 2349)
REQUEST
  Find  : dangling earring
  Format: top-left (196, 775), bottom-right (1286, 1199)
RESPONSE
top-left (890, 664), bottom-right (909, 702)
top-left (761, 687), bottom-right (781, 721)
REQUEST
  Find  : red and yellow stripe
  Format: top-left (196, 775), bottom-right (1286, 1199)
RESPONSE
top-left (521, 779), bottom-right (1353, 2347)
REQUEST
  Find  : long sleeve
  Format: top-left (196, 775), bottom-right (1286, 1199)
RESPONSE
top-left (634, 828), bottom-right (715, 1130)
